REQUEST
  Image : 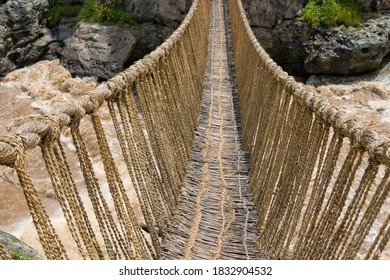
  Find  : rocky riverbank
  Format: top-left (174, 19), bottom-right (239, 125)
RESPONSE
top-left (0, 230), bottom-right (44, 259)
top-left (243, 0), bottom-right (390, 77)
top-left (0, 0), bottom-right (190, 80)
top-left (1, 0), bottom-right (390, 80)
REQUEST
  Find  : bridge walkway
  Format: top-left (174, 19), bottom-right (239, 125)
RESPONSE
top-left (161, 0), bottom-right (260, 260)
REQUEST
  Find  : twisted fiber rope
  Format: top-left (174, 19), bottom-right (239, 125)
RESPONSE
top-left (228, 0), bottom-right (390, 259)
top-left (229, 0), bottom-right (390, 166)
top-left (317, 150), bottom-right (364, 259)
top-left (70, 121), bottom-right (130, 260)
top-left (39, 116), bottom-right (103, 260)
top-left (90, 111), bottom-right (150, 259)
top-left (42, 143), bottom-right (93, 260)
top-left (108, 97), bottom-right (162, 258)
top-left (341, 170), bottom-right (390, 259)
top-left (122, 85), bottom-right (176, 213)
top-left (0, 242), bottom-right (11, 260)
top-left (161, 0), bottom-right (259, 260)
top-left (366, 213), bottom-right (390, 259)
top-left (0, 0), bottom-right (205, 166)
top-left (292, 126), bottom-right (330, 258)
top-left (1, 0), bottom-right (389, 259)
top-left (308, 149), bottom-right (363, 259)
top-left (273, 111), bottom-right (322, 259)
top-left (0, 134), bottom-right (68, 260)
top-left (295, 133), bottom-right (344, 259)
top-left (0, 0), bottom-right (209, 259)
top-left (341, 163), bottom-right (380, 259)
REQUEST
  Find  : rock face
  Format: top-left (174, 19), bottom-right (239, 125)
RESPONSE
top-left (379, 0), bottom-right (390, 10)
top-left (124, 0), bottom-right (188, 28)
top-left (252, 18), bottom-right (314, 75)
top-left (0, 230), bottom-right (45, 259)
top-left (359, 0), bottom-right (390, 11)
top-left (127, 22), bottom-right (174, 65)
top-left (243, 0), bottom-right (311, 75)
top-left (306, 55), bottom-right (390, 87)
top-left (0, 0), bottom-right (52, 76)
top-left (61, 21), bottom-right (137, 80)
top-left (243, 0), bottom-right (305, 28)
top-left (121, 0), bottom-right (190, 64)
top-left (244, 0), bottom-right (390, 76)
top-left (59, 0), bottom-right (190, 79)
top-left (0, 0), bottom-right (191, 79)
top-left (304, 16), bottom-right (390, 75)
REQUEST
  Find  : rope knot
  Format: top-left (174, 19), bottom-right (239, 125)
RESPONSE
top-left (106, 76), bottom-right (126, 100)
top-left (85, 84), bottom-right (111, 113)
top-left (0, 134), bottom-right (27, 168)
top-left (37, 116), bottom-right (62, 146)
top-left (55, 103), bottom-right (86, 127)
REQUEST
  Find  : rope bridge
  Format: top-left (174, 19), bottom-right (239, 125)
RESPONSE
top-left (0, 0), bottom-right (389, 260)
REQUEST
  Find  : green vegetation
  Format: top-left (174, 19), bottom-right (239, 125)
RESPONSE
top-left (301, 0), bottom-right (362, 28)
top-left (78, 0), bottom-right (138, 25)
top-left (48, 3), bottom-right (82, 26)
top-left (48, 0), bottom-right (137, 26)
top-left (10, 248), bottom-right (33, 260)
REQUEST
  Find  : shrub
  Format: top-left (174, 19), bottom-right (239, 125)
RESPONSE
top-left (301, 0), bottom-right (362, 28)
top-left (78, 0), bottom-right (137, 25)
top-left (48, 4), bottom-right (82, 26)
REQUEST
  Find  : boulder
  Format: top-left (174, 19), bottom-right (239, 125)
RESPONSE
top-left (58, 1), bottom-right (192, 79)
top-left (243, 0), bottom-right (306, 28)
top-left (358, 0), bottom-right (377, 11)
top-left (0, 230), bottom-right (45, 260)
top-left (304, 16), bottom-right (390, 75)
top-left (379, 0), bottom-right (390, 10)
top-left (60, 21), bottom-right (137, 80)
top-left (243, 0), bottom-right (390, 76)
top-left (0, 0), bottom-right (52, 76)
top-left (358, 0), bottom-right (390, 11)
top-left (124, 0), bottom-right (188, 28)
top-left (306, 55), bottom-right (390, 87)
top-left (252, 18), bottom-right (314, 75)
top-left (127, 22), bottom-right (174, 65)
top-left (242, 0), bottom-right (310, 75)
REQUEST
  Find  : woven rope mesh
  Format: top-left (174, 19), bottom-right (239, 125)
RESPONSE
top-left (0, 0), bottom-right (389, 259)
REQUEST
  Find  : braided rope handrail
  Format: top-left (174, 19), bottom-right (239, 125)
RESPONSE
top-left (0, 0), bottom-right (389, 259)
top-left (0, 0), bottom-right (205, 167)
top-left (230, 0), bottom-right (390, 166)
top-left (0, 0), bottom-right (210, 260)
top-left (229, 0), bottom-right (390, 259)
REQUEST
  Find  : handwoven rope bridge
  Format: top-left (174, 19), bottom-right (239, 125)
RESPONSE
top-left (0, 0), bottom-right (389, 260)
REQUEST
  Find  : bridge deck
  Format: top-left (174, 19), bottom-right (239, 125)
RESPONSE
top-left (161, 0), bottom-right (259, 260)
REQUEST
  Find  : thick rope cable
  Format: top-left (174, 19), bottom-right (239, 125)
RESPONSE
top-left (0, 242), bottom-right (11, 260)
top-left (0, 0), bottom-right (389, 260)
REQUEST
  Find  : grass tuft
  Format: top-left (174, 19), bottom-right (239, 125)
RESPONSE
top-left (48, 4), bottom-right (82, 26)
top-left (78, 0), bottom-right (138, 25)
top-left (301, 0), bottom-right (362, 28)
top-left (48, 1), bottom-right (138, 26)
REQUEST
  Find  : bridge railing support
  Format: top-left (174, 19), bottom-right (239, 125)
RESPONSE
top-left (0, 0), bottom-right (211, 260)
top-left (228, 0), bottom-right (390, 259)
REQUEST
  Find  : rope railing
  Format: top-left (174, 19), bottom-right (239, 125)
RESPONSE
top-left (1, 0), bottom-right (389, 260)
top-left (228, 0), bottom-right (389, 259)
top-left (0, 0), bottom-right (210, 260)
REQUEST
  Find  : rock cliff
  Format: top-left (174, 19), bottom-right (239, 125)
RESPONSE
top-left (2, 0), bottom-right (390, 78)
top-left (0, 0), bottom-right (52, 76)
top-left (244, 0), bottom-right (390, 76)
top-left (60, 0), bottom-right (190, 80)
